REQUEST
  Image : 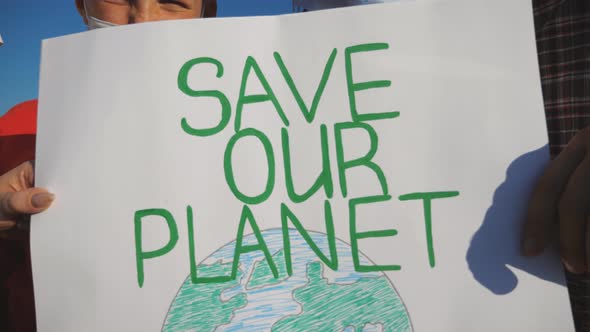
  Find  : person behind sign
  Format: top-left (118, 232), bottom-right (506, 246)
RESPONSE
top-left (0, 1), bottom-right (216, 331)
top-left (0, 0), bottom-right (589, 330)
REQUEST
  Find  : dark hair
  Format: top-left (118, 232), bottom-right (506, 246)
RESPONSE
top-left (203, 0), bottom-right (217, 17)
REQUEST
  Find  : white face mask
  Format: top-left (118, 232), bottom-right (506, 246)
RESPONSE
top-left (87, 15), bottom-right (119, 30)
top-left (84, 0), bottom-right (119, 30)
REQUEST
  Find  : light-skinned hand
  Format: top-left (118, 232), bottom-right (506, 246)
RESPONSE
top-left (0, 161), bottom-right (54, 232)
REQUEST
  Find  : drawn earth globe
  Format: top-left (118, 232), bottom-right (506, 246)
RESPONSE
top-left (163, 228), bottom-right (412, 331)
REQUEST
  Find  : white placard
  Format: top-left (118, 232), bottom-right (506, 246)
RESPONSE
top-left (33, 1), bottom-right (574, 331)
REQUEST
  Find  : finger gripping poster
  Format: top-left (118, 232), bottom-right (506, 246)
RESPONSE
top-left (33, 1), bottom-right (575, 331)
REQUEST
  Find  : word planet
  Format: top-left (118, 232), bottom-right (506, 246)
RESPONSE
top-left (163, 229), bottom-right (412, 331)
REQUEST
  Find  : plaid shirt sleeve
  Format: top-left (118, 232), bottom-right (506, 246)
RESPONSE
top-left (534, 0), bottom-right (590, 330)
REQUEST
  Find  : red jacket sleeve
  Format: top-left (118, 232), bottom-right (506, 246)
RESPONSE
top-left (0, 99), bottom-right (38, 332)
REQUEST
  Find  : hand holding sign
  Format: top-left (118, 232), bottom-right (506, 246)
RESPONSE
top-left (0, 162), bottom-right (54, 232)
top-left (524, 127), bottom-right (590, 274)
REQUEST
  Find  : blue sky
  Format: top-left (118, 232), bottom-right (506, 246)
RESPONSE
top-left (0, 0), bottom-right (293, 115)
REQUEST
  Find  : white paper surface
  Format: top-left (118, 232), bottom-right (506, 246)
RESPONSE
top-left (33, 1), bottom-right (575, 331)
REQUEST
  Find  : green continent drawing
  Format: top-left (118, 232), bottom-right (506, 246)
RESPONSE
top-left (163, 229), bottom-right (412, 331)
top-left (247, 250), bottom-right (288, 290)
top-left (163, 262), bottom-right (247, 332)
top-left (273, 262), bottom-right (409, 331)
